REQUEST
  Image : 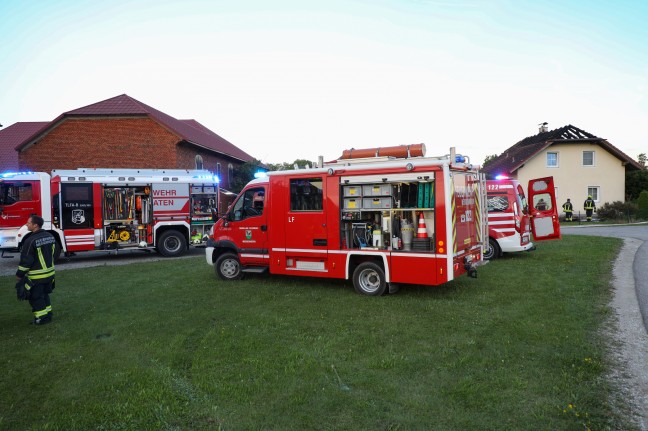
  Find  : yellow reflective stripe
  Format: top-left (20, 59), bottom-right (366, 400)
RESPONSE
top-left (28, 271), bottom-right (55, 280)
top-left (28, 267), bottom-right (54, 275)
top-left (46, 305), bottom-right (52, 313)
top-left (34, 309), bottom-right (49, 318)
top-left (18, 265), bottom-right (30, 272)
top-left (37, 248), bottom-right (47, 270)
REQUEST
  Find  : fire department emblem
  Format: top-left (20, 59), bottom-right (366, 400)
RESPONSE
top-left (245, 230), bottom-right (252, 240)
top-left (71, 209), bottom-right (86, 224)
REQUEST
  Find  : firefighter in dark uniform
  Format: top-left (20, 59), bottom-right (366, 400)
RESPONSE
top-left (15, 215), bottom-right (57, 325)
top-left (562, 198), bottom-right (573, 221)
top-left (583, 195), bottom-right (596, 222)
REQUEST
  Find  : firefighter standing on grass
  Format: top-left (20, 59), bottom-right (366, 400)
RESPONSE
top-left (584, 195), bottom-right (596, 222)
top-left (15, 215), bottom-right (56, 325)
top-left (562, 198), bottom-right (573, 221)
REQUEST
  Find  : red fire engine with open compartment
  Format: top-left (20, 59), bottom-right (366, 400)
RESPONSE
top-left (206, 146), bottom-right (489, 295)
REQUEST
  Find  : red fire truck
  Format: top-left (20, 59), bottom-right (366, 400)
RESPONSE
top-left (485, 176), bottom-right (560, 259)
top-left (0, 169), bottom-right (219, 259)
top-left (205, 146), bottom-right (488, 295)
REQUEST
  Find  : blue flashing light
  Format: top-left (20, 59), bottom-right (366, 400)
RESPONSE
top-left (495, 174), bottom-right (509, 180)
top-left (1, 171), bottom-right (34, 178)
top-left (254, 171), bottom-right (267, 179)
top-left (455, 155), bottom-right (466, 163)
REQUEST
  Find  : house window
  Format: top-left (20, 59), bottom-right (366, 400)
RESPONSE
top-left (195, 155), bottom-right (203, 170)
top-left (228, 163), bottom-right (234, 186)
top-left (587, 187), bottom-right (599, 202)
top-left (582, 151), bottom-right (595, 166)
top-left (546, 152), bottom-right (558, 167)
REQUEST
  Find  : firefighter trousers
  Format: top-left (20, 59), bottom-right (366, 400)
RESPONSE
top-left (586, 209), bottom-right (593, 221)
top-left (28, 281), bottom-right (54, 319)
top-left (565, 211), bottom-right (572, 221)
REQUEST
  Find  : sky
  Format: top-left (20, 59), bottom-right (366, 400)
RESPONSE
top-left (1, 0), bottom-right (647, 166)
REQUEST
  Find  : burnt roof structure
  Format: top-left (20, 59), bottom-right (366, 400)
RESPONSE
top-left (482, 124), bottom-right (642, 176)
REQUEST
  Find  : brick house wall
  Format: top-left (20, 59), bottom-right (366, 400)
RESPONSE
top-left (176, 144), bottom-right (234, 190)
top-left (19, 117), bottom-right (180, 172)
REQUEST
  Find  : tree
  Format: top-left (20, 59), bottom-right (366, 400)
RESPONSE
top-left (625, 170), bottom-right (648, 201)
top-left (638, 190), bottom-right (648, 220)
top-left (482, 154), bottom-right (499, 168)
top-left (638, 153), bottom-right (647, 169)
top-left (230, 159), bottom-right (264, 194)
top-left (267, 159), bottom-right (315, 171)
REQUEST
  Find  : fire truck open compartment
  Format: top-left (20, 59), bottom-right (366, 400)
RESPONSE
top-left (190, 184), bottom-right (218, 243)
top-left (340, 176), bottom-right (436, 252)
top-left (101, 185), bottom-right (151, 247)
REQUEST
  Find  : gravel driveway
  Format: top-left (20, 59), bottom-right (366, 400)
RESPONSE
top-left (562, 223), bottom-right (648, 430)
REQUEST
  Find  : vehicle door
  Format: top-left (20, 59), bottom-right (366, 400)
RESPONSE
top-left (0, 180), bottom-right (39, 228)
top-left (283, 176), bottom-right (328, 270)
top-left (226, 186), bottom-right (268, 265)
top-left (60, 182), bottom-right (95, 251)
top-left (528, 177), bottom-right (561, 241)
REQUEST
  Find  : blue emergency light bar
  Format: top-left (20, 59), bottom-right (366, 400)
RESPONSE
top-left (254, 171), bottom-right (267, 179)
top-left (1, 171), bottom-right (34, 178)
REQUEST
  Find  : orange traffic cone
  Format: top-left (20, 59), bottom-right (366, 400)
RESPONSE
top-left (416, 213), bottom-right (428, 238)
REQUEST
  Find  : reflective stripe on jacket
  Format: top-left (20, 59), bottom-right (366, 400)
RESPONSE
top-left (584, 199), bottom-right (595, 210)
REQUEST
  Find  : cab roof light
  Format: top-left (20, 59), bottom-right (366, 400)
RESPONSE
top-left (254, 171), bottom-right (267, 179)
top-left (495, 174), bottom-right (509, 180)
top-left (1, 171), bottom-right (34, 178)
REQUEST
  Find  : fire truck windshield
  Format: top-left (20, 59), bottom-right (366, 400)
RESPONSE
top-left (0, 182), bottom-right (32, 205)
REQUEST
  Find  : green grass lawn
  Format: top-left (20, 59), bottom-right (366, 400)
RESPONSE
top-left (0, 236), bottom-right (635, 431)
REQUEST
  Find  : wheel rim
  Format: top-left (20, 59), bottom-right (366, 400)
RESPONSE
top-left (221, 258), bottom-right (240, 278)
top-left (164, 236), bottom-right (181, 253)
top-left (358, 268), bottom-right (381, 293)
top-left (484, 242), bottom-right (495, 259)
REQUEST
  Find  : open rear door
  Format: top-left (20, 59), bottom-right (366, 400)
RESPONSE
top-left (528, 177), bottom-right (561, 241)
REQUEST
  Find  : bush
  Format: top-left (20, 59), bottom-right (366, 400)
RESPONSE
top-left (638, 190), bottom-right (648, 220)
top-left (596, 201), bottom-right (638, 221)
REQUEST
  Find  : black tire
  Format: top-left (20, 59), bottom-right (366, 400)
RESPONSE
top-left (484, 238), bottom-right (500, 260)
top-left (53, 240), bottom-right (62, 262)
top-left (352, 262), bottom-right (386, 296)
top-left (157, 230), bottom-right (187, 257)
top-left (215, 252), bottom-right (242, 280)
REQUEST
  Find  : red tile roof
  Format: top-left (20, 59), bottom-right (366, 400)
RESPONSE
top-left (14, 94), bottom-right (255, 163)
top-left (0, 122), bottom-right (49, 171)
top-left (482, 124), bottom-right (643, 176)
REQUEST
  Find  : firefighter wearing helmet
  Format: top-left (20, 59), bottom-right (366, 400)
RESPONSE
top-left (583, 195), bottom-right (596, 222)
top-left (562, 198), bottom-right (573, 221)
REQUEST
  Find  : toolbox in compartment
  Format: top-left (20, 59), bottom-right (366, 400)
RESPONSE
top-left (362, 184), bottom-right (392, 196)
top-left (362, 197), bottom-right (392, 209)
top-left (343, 185), bottom-right (362, 197)
top-left (343, 198), bottom-right (362, 209)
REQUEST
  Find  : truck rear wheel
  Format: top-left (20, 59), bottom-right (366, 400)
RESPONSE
top-left (53, 241), bottom-right (62, 262)
top-left (353, 262), bottom-right (386, 296)
top-left (157, 230), bottom-right (187, 257)
top-left (215, 252), bottom-right (242, 280)
top-left (484, 238), bottom-right (500, 260)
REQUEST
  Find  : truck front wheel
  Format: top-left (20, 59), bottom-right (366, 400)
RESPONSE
top-left (484, 238), bottom-right (500, 260)
top-left (215, 252), bottom-right (242, 280)
top-left (157, 231), bottom-right (187, 257)
top-left (353, 262), bottom-right (386, 296)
